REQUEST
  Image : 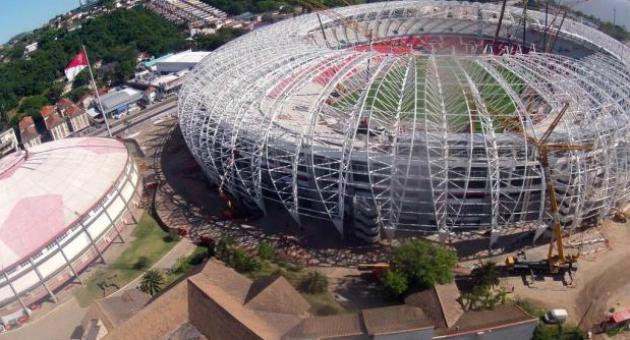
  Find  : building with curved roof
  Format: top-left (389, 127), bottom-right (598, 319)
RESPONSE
top-left (0, 137), bottom-right (141, 321)
top-left (178, 1), bottom-right (630, 242)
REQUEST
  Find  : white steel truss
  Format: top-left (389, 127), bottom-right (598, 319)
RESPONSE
top-left (178, 1), bottom-right (630, 240)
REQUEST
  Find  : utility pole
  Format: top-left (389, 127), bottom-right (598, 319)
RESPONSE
top-left (522, 0), bottom-right (529, 48)
top-left (542, 1), bottom-right (549, 51)
top-left (82, 45), bottom-right (112, 137)
top-left (493, 0), bottom-right (508, 45)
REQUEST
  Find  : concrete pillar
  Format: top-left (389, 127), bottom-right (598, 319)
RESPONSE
top-left (101, 201), bottom-right (124, 243)
top-left (28, 259), bottom-right (57, 303)
top-left (80, 221), bottom-right (106, 264)
top-left (114, 175), bottom-right (137, 224)
top-left (3, 272), bottom-right (29, 316)
top-left (54, 240), bottom-right (82, 284)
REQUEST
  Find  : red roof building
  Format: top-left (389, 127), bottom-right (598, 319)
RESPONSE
top-left (41, 105), bottom-right (69, 141)
top-left (56, 98), bottom-right (91, 133)
top-left (18, 116), bottom-right (41, 149)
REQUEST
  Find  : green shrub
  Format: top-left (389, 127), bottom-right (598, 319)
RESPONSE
top-left (133, 256), bottom-right (149, 270)
top-left (188, 248), bottom-right (208, 266)
top-left (216, 236), bottom-right (236, 262)
top-left (299, 271), bottom-right (328, 294)
top-left (171, 256), bottom-right (190, 274)
top-left (532, 324), bottom-right (585, 340)
top-left (163, 229), bottom-right (181, 243)
top-left (257, 240), bottom-right (274, 260)
top-left (382, 270), bottom-right (409, 298)
top-left (231, 249), bottom-right (261, 273)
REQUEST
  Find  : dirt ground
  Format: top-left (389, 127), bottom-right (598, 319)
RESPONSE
top-left (482, 220), bottom-right (630, 334)
top-left (139, 118), bottom-right (630, 335)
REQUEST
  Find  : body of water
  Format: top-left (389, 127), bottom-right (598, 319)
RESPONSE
top-left (0, 0), bottom-right (80, 43)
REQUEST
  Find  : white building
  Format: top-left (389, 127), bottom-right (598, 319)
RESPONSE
top-left (155, 50), bottom-right (210, 73)
top-left (41, 105), bottom-right (70, 141)
top-left (18, 116), bottom-right (42, 150)
top-left (0, 138), bottom-right (141, 324)
top-left (57, 98), bottom-right (91, 133)
top-left (0, 129), bottom-right (18, 157)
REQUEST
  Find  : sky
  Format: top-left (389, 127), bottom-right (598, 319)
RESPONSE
top-left (0, 0), bottom-right (80, 43)
top-left (571, 0), bottom-right (630, 29)
top-left (0, 1), bottom-right (627, 44)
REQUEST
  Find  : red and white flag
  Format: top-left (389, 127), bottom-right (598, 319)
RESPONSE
top-left (64, 50), bottom-right (89, 81)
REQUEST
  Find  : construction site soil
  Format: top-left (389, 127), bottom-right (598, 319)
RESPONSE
top-left (143, 117), bottom-right (630, 334)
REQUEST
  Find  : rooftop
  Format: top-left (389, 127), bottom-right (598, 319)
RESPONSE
top-left (99, 88), bottom-right (142, 113)
top-left (157, 50), bottom-right (210, 64)
top-left (0, 137), bottom-right (128, 269)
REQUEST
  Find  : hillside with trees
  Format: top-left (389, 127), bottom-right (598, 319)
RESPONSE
top-left (0, 7), bottom-right (186, 131)
top-left (200, 0), bottom-right (367, 15)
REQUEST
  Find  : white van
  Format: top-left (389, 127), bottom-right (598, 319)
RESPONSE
top-left (543, 309), bottom-right (568, 324)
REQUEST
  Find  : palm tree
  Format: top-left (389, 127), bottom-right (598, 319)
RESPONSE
top-left (140, 270), bottom-right (164, 296)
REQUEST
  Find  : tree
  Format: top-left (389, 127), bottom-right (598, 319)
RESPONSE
top-left (65, 86), bottom-right (90, 102)
top-left (256, 0), bottom-right (282, 12)
top-left (0, 7), bottom-right (186, 116)
top-left (73, 69), bottom-right (91, 88)
top-left (462, 261), bottom-right (505, 311)
top-left (257, 240), bottom-right (274, 260)
top-left (532, 324), bottom-right (586, 340)
top-left (389, 239), bottom-right (457, 293)
top-left (194, 28), bottom-right (247, 51)
top-left (300, 271), bottom-right (328, 294)
top-left (19, 95), bottom-right (49, 115)
top-left (46, 81), bottom-right (66, 103)
top-left (382, 270), bottom-right (408, 298)
top-left (471, 261), bottom-right (500, 288)
top-left (140, 270), bottom-right (164, 296)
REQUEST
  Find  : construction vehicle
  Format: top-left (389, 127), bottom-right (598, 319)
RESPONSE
top-left (504, 102), bottom-right (589, 278)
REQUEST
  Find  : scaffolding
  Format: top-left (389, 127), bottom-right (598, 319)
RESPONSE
top-left (178, 1), bottom-right (630, 242)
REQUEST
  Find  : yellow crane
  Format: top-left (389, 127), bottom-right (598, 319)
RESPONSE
top-left (506, 103), bottom-right (590, 275)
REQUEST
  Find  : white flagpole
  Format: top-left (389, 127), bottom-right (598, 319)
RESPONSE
top-left (82, 45), bottom-right (112, 137)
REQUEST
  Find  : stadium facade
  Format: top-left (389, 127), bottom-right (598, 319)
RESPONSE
top-left (179, 1), bottom-right (630, 242)
top-left (0, 138), bottom-right (140, 319)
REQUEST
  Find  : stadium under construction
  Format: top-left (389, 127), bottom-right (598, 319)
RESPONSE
top-left (178, 1), bottom-right (630, 243)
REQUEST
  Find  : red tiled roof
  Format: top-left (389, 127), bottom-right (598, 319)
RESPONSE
top-left (65, 105), bottom-right (85, 118)
top-left (44, 111), bottom-right (65, 130)
top-left (18, 116), bottom-right (35, 131)
top-left (18, 116), bottom-right (40, 142)
top-left (612, 309), bottom-right (630, 323)
top-left (57, 98), bottom-right (74, 109)
top-left (40, 105), bottom-right (56, 118)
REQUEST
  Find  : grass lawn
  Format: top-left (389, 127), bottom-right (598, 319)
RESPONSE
top-left (74, 213), bottom-right (179, 307)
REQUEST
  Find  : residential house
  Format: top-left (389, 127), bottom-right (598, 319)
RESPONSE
top-left (41, 105), bottom-right (70, 141)
top-left (85, 260), bottom-right (537, 340)
top-left (0, 128), bottom-right (19, 157)
top-left (57, 98), bottom-right (91, 132)
top-left (18, 116), bottom-right (42, 149)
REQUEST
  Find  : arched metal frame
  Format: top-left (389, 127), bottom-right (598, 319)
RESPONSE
top-left (179, 1), bottom-right (630, 240)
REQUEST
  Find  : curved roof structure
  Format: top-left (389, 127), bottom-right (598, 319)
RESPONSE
top-left (0, 137), bottom-right (128, 268)
top-left (179, 1), bottom-right (630, 238)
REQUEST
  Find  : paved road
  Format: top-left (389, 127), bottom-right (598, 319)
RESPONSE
top-left (93, 98), bottom-right (177, 137)
top-left (0, 239), bottom-right (196, 340)
top-left (1, 298), bottom-right (87, 340)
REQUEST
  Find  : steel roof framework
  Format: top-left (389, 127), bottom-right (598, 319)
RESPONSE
top-left (179, 1), bottom-right (630, 240)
